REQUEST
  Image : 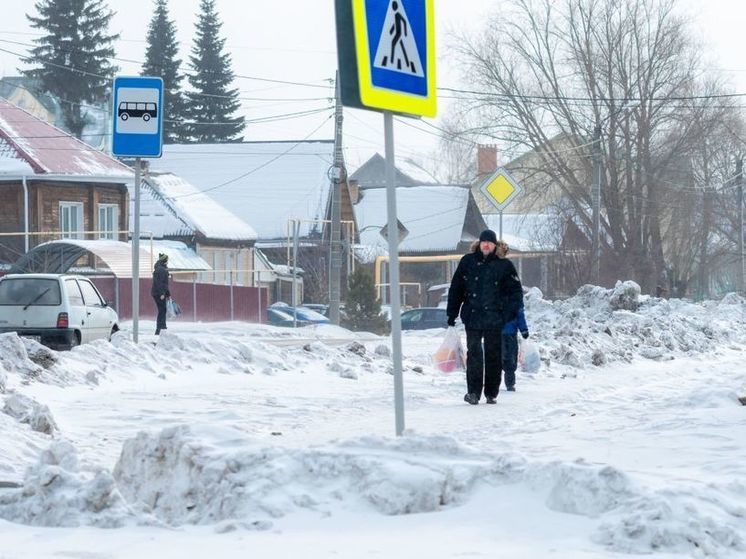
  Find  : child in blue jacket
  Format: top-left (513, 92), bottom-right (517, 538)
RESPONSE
top-left (502, 305), bottom-right (529, 391)
top-left (495, 241), bottom-right (529, 391)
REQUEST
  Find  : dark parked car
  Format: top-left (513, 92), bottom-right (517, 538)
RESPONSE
top-left (267, 307), bottom-right (308, 327)
top-left (266, 304), bottom-right (331, 327)
top-left (299, 303), bottom-right (328, 315)
top-left (399, 307), bottom-right (448, 330)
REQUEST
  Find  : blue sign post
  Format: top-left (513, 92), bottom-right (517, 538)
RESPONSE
top-left (112, 76), bottom-right (164, 158)
top-left (112, 76), bottom-right (164, 343)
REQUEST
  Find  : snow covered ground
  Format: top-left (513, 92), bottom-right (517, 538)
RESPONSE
top-left (1, 282), bottom-right (745, 559)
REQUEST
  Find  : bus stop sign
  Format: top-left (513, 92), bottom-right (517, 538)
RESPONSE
top-left (112, 76), bottom-right (164, 158)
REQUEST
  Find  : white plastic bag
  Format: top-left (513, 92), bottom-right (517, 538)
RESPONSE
top-left (166, 298), bottom-right (182, 319)
top-left (432, 327), bottom-right (465, 373)
top-left (519, 338), bottom-right (541, 373)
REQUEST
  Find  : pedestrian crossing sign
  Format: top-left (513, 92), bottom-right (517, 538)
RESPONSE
top-left (335, 0), bottom-right (436, 117)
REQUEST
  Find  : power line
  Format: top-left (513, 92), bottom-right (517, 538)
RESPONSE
top-left (437, 85), bottom-right (746, 103)
top-left (167, 114), bottom-right (334, 199)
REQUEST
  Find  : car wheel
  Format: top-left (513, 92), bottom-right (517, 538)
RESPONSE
top-left (69, 332), bottom-right (81, 349)
top-left (109, 325), bottom-right (119, 341)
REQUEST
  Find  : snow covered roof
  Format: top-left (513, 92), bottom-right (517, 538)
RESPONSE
top-left (10, 240), bottom-right (152, 278)
top-left (137, 173), bottom-right (257, 243)
top-left (0, 135), bottom-right (34, 175)
top-left (354, 185), bottom-right (473, 254)
top-left (0, 99), bottom-right (132, 179)
top-left (148, 141), bottom-right (335, 240)
top-left (145, 240), bottom-right (212, 271)
top-left (10, 239), bottom-right (210, 277)
top-left (350, 152), bottom-right (438, 189)
top-left (482, 213), bottom-right (561, 253)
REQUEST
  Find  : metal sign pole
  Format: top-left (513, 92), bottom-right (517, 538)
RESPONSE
top-left (499, 210), bottom-right (503, 240)
top-left (132, 157), bottom-right (141, 343)
top-left (384, 111), bottom-right (405, 437)
top-left (292, 219), bottom-right (300, 328)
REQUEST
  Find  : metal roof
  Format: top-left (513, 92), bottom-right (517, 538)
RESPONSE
top-left (0, 99), bottom-right (133, 178)
top-left (9, 240), bottom-right (210, 278)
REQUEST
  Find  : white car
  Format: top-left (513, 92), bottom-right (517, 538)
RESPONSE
top-left (0, 274), bottom-right (120, 350)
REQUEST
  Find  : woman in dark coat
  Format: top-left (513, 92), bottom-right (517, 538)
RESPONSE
top-left (446, 230), bottom-right (523, 405)
top-left (151, 253), bottom-right (170, 335)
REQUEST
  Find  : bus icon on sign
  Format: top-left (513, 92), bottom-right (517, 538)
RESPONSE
top-left (118, 101), bottom-right (158, 122)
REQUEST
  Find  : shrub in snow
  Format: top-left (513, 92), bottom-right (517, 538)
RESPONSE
top-left (3, 393), bottom-right (58, 435)
top-left (0, 441), bottom-right (133, 527)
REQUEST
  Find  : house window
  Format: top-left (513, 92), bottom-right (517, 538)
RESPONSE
top-left (60, 202), bottom-right (83, 239)
top-left (98, 204), bottom-right (119, 239)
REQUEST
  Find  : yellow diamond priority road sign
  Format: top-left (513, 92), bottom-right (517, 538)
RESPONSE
top-left (479, 167), bottom-right (523, 211)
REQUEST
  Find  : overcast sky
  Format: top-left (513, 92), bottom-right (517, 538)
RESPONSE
top-left (1, 0), bottom-right (745, 173)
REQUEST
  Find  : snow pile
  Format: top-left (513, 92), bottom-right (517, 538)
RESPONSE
top-left (0, 441), bottom-right (134, 528)
top-left (523, 282), bottom-right (746, 368)
top-left (594, 488), bottom-right (745, 556)
top-left (2, 393), bottom-right (57, 435)
top-left (526, 460), bottom-right (744, 556)
top-left (113, 427), bottom-right (498, 526)
top-left (0, 333), bottom-right (46, 383)
top-left (2, 425), bottom-right (743, 556)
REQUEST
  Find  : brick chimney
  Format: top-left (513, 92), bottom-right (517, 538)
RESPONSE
top-left (477, 144), bottom-right (498, 179)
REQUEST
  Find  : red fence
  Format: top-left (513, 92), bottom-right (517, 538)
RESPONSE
top-left (91, 278), bottom-right (268, 322)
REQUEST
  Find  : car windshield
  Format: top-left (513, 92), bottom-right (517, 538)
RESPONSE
top-left (268, 308), bottom-right (294, 321)
top-left (293, 307), bottom-right (329, 321)
top-left (0, 278), bottom-right (62, 306)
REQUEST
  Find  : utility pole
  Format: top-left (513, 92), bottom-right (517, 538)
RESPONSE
top-left (592, 123), bottom-right (602, 286)
top-left (738, 158), bottom-right (744, 294)
top-left (328, 72), bottom-right (345, 325)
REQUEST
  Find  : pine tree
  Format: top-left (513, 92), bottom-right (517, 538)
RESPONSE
top-left (142, 0), bottom-right (188, 143)
top-left (184, 0), bottom-right (245, 143)
top-left (23, 0), bottom-right (119, 139)
top-left (343, 268), bottom-right (387, 333)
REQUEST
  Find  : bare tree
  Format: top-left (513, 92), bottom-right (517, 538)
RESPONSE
top-left (450, 0), bottom-right (744, 293)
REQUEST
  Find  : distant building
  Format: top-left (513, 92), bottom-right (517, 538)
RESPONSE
top-left (147, 141), bottom-right (355, 303)
top-left (0, 99), bottom-right (131, 269)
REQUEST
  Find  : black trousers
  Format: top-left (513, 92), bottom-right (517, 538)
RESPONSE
top-left (465, 329), bottom-right (502, 399)
top-left (154, 296), bottom-right (167, 334)
top-left (502, 333), bottom-right (518, 388)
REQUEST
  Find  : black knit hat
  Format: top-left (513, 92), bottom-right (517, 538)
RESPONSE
top-left (479, 229), bottom-right (498, 244)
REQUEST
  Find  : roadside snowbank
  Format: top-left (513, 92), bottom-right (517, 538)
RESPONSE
top-left (4, 427), bottom-right (742, 556)
top-left (523, 282), bottom-right (746, 369)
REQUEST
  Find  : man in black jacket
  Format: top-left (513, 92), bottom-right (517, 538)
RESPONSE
top-left (151, 253), bottom-right (171, 335)
top-left (446, 230), bottom-right (523, 405)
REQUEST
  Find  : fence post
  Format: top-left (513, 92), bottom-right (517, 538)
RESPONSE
top-left (230, 269), bottom-right (235, 322)
top-left (257, 282), bottom-right (262, 323)
top-left (192, 274), bottom-right (197, 322)
top-left (114, 278), bottom-right (120, 315)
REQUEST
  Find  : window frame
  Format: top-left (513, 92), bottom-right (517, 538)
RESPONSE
top-left (98, 203), bottom-right (119, 239)
top-left (59, 202), bottom-right (84, 240)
